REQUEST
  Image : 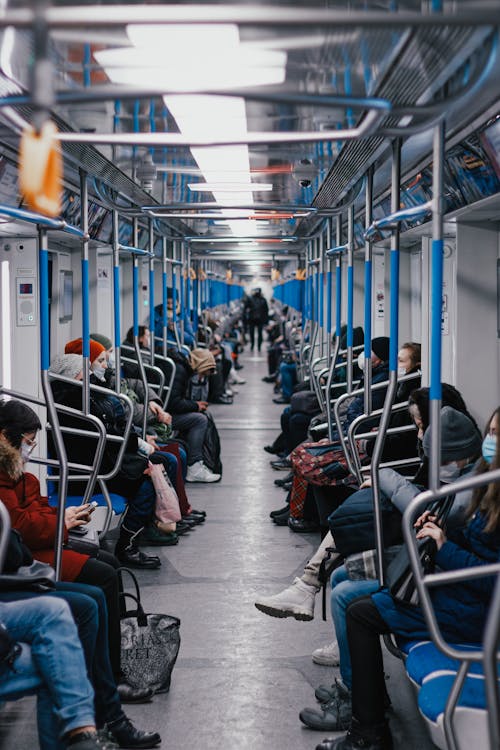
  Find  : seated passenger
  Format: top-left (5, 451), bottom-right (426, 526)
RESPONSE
top-left (49, 353), bottom-right (162, 568)
top-left (314, 405), bottom-right (498, 750)
top-left (168, 348), bottom-right (221, 483)
top-left (298, 405), bottom-right (482, 732)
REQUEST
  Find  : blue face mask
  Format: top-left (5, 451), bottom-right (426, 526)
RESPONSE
top-left (482, 434), bottom-right (497, 465)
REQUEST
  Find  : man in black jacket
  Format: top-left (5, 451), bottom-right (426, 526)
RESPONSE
top-left (245, 288), bottom-right (269, 353)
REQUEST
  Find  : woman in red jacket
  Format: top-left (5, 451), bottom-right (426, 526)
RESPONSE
top-left (0, 398), bottom-right (125, 684)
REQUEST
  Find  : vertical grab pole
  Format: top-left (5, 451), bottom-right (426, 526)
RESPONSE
top-left (162, 237), bottom-right (168, 357)
top-left (326, 218), bottom-right (333, 364)
top-left (38, 227), bottom-right (67, 581)
top-left (179, 242), bottom-right (185, 344)
top-left (319, 233), bottom-right (325, 359)
top-left (132, 218), bottom-right (148, 439)
top-left (346, 205), bottom-right (354, 394)
top-left (370, 139), bottom-right (401, 585)
top-left (363, 166), bottom-right (374, 416)
top-left (172, 241), bottom-right (181, 349)
top-left (429, 121), bottom-right (445, 492)
top-left (80, 168), bottom-right (90, 414)
top-left (148, 218), bottom-right (155, 366)
top-left (325, 216), bottom-right (342, 441)
top-left (112, 211), bottom-right (121, 395)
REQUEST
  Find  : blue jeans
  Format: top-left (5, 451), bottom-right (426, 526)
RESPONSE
top-left (0, 583), bottom-right (123, 729)
top-left (279, 361), bottom-right (297, 400)
top-left (330, 566), bottom-right (380, 690)
top-left (0, 597), bottom-right (95, 750)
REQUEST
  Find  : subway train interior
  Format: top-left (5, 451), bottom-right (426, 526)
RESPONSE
top-left (0, 1), bottom-right (499, 749)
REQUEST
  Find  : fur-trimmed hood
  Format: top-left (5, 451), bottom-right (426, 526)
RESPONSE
top-left (0, 439), bottom-right (24, 482)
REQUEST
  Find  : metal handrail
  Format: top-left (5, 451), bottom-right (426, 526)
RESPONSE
top-left (0, 501), bottom-right (11, 573)
top-left (402, 466), bottom-right (500, 750)
top-left (0, 203), bottom-right (89, 239)
top-left (364, 202), bottom-right (432, 239)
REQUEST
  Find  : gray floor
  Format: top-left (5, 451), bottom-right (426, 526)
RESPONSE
top-left (0, 352), bottom-right (437, 750)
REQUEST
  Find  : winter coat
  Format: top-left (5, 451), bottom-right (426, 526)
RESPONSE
top-left (372, 510), bottom-right (500, 644)
top-left (105, 370), bottom-right (162, 429)
top-left (346, 361), bottom-right (390, 426)
top-left (50, 379), bottom-right (145, 500)
top-left (246, 294), bottom-right (269, 324)
top-left (167, 352), bottom-right (200, 414)
top-left (0, 440), bottom-right (87, 580)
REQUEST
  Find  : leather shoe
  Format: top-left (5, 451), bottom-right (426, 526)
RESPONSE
top-left (264, 444), bottom-right (280, 455)
top-left (273, 508), bottom-right (290, 526)
top-left (117, 683), bottom-right (154, 704)
top-left (262, 374), bottom-right (277, 383)
top-left (270, 458), bottom-right (292, 471)
top-left (273, 396), bottom-right (290, 404)
top-left (288, 517), bottom-right (320, 533)
top-left (108, 716), bottom-right (161, 748)
top-left (189, 509), bottom-right (206, 518)
top-left (211, 394), bottom-right (233, 404)
top-left (270, 505), bottom-right (289, 519)
top-left (182, 513), bottom-right (204, 525)
top-left (115, 546), bottom-right (161, 569)
top-left (275, 472), bottom-right (293, 487)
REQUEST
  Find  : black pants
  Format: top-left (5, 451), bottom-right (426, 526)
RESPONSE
top-left (280, 407), bottom-right (313, 455)
top-left (249, 323), bottom-right (264, 351)
top-left (346, 596), bottom-right (391, 727)
top-left (313, 484), bottom-right (356, 527)
top-left (75, 549), bottom-right (122, 680)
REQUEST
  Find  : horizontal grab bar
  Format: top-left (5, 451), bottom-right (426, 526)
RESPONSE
top-left (364, 201), bottom-right (432, 239)
top-left (326, 244), bottom-right (349, 257)
top-left (119, 243), bottom-right (154, 257)
top-left (0, 203), bottom-right (88, 239)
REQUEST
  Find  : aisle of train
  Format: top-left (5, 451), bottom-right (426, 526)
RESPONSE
top-left (0, 352), bottom-right (436, 750)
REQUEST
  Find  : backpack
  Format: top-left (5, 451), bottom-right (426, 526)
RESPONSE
top-left (291, 439), bottom-right (350, 486)
top-left (202, 413), bottom-right (223, 478)
top-left (328, 487), bottom-right (403, 558)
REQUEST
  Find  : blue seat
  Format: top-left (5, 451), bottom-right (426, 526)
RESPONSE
top-left (405, 641), bottom-right (483, 686)
top-left (396, 638), bottom-right (429, 656)
top-left (48, 493), bottom-right (127, 515)
top-left (418, 672), bottom-right (496, 750)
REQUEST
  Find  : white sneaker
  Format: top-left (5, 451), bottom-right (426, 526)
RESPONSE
top-left (312, 640), bottom-right (340, 666)
top-left (229, 372), bottom-right (246, 385)
top-left (254, 577), bottom-right (317, 621)
top-left (186, 461), bottom-right (221, 483)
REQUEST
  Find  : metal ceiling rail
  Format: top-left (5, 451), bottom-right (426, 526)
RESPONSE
top-left (0, 4), bottom-right (499, 28)
top-left (142, 203), bottom-right (317, 213)
top-left (0, 203), bottom-right (89, 239)
top-left (325, 244), bottom-right (349, 257)
top-left (364, 202), bottom-right (433, 240)
top-left (118, 243), bottom-right (154, 258)
top-left (56, 108), bottom-right (386, 147)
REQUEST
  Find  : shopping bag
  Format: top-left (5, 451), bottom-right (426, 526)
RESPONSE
top-left (149, 461), bottom-right (181, 523)
top-left (119, 569), bottom-right (181, 693)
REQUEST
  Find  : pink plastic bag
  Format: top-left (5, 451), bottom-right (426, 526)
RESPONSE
top-left (149, 462), bottom-right (181, 523)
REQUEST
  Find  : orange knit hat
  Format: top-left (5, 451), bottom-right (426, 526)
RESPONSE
top-left (65, 337), bottom-right (105, 363)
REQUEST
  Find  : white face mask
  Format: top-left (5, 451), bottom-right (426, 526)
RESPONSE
top-left (20, 442), bottom-right (34, 463)
top-left (397, 366), bottom-right (407, 378)
top-left (439, 461), bottom-right (461, 484)
top-left (107, 352), bottom-right (115, 369)
top-left (92, 364), bottom-right (106, 381)
top-left (357, 352), bottom-right (365, 371)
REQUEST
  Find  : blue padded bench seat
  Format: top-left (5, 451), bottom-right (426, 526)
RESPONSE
top-left (396, 638), bottom-right (429, 656)
top-left (418, 673), bottom-right (496, 750)
top-left (48, 493), bottom-right (127, 515)
top-left (406, 642), bottom-right (483, 687)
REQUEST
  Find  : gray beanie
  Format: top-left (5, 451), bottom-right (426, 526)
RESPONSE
top-left (423, 406), bottom-right (482, 462)
top-left (90, 333), bottom-right (112, 350)
top-left (50, 354), bottom-right (84, 380)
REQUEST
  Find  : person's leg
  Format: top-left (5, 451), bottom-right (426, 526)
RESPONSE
top-left (249, 324), bottom-right (255, 350)
top-left (279, 361), bottom-right (295, 401)
top-left (257, 323), bottom-right (264, 352)
top-left (0, 597), bottom-right (95, 746)
top-left (149, 449), bottom-right (178, 487)
top-left (346, 597), bottom-right (391, 727)
top-left (331, 576), bottom-right (381, 691)
top-left (171, 411), bottom-right (209, 465)
top-left (314, 484), bottom-right (356, 528)
top-left (288, 412), bottom-right (313, 452)
top-left (74, 560), bottom-right (121, 683)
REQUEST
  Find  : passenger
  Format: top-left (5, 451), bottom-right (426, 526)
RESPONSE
top-left (168, 348), bottom-right (221, 483)
top-left (254, 384), bottom-right (477, 625)
top-left (314, 406), bottom-right (497, 750)
top-left (49, 355), bottom-right (163, 568)
top-left (245, 287), bottom-right (269, 353)
top-left (299, 405), bottom-right (483, 733)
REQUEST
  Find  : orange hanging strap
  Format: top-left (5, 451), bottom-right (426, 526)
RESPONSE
top-left (19, 120), bottom-right (62, 218)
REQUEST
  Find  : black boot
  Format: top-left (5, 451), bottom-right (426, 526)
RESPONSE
top-left (315, 717), bottom-right (393, 750)
top-left (115, 527), bottom-right (161, 570)
top-left (107, 716), bottom-right (161, 749)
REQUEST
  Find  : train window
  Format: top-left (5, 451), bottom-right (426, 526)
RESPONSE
top-left (58, 269), bottom-right (73, 324)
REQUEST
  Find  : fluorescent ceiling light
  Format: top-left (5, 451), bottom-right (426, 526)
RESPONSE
top-left (96, 24), bottom-right (287, 237)
top-left (188, 183), bottom-right (272, 193)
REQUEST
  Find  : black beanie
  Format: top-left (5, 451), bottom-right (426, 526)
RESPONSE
top-left (422, 406), bottom-right (482, 462)
top-left (371, 337), bottom-right (390, 362)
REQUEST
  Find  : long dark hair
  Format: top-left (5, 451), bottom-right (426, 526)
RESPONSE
top-left (469, 406), bottom-right (500, 532)
top-left (0, 399), bottom-right (42, 449)
top-left (408, 383), bottom-right (477, 433)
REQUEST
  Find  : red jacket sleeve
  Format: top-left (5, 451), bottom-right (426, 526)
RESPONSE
top-left (2, 474), bottom-right (68, 551)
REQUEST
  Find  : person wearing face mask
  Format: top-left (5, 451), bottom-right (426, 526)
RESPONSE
top-left (65, 337), bottom-right (107, 381)
top-left (313, 406), bottom-right (497, 750)
top-left (347, 337), bottom-right (390, 426)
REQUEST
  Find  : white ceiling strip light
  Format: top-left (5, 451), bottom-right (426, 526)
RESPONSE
top-left (95, 24), bottom-right (287, 237)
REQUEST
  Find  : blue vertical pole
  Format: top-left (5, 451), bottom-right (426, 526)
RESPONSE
top-left (162, 238), bottom-right (168, 356)
top-left (149, 219), bottom-right (155, 365)
top-left (346, 205), bottom-right (354, 393)
top-left (364, 166), bottom-right (374, 415)
top-left (80, 169), bottom-right (90, 413)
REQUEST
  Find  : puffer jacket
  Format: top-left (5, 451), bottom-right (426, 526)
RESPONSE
top-left (0, 440), bottom-right (87, 580)
top-left (168, 352), bottom-right (199, 414)
top-left (372, 509), bottom-right (500, 644)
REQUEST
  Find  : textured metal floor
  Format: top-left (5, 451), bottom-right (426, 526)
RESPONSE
top-left (0, 351), bottom-right (437, 750)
